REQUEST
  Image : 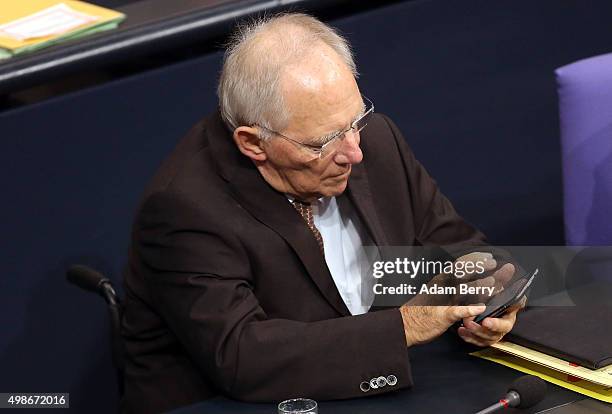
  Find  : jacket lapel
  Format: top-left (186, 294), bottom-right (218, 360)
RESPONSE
top-left (346, 163), bottom-right (393, 312)
top-left (345, 162), bottom-right (389, 248)
top-left (207, 112), bottom-right (351, 316)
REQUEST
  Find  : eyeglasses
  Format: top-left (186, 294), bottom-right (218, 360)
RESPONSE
top-left (256, 95), bottom-right (374, 160)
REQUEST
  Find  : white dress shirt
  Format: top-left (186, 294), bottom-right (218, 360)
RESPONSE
top-left (311, 197), bottom-right (376, 315)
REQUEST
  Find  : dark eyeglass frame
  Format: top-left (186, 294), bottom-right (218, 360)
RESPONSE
top-left (255, 95), bottom-right (374, 159)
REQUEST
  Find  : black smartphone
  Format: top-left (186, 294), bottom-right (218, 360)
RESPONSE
top-left (473, 268), bottom-right (538, 324)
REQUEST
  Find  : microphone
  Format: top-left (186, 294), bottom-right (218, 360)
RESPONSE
top-left (66, 264), bottom-right (124, 387)
top-left (66, 265), bottom-right (118, 305)
top-left (475, 375), bottom-right (547, 414)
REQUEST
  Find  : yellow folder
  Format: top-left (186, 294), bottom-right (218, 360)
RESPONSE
top-left (472, 347), bottom-right (612, 403)
top-left (491, 341), bottom-right (612, 387)
top-left (0, 0), bottom-right (125, 59)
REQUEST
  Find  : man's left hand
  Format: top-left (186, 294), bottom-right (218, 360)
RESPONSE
top-left (457, 297), bottom-right (526, 347)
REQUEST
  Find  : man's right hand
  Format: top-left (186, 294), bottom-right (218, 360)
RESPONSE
top-left (396, 251), bottom-right (515, 347)
top-left (399, 304), bottom-right (486, 347)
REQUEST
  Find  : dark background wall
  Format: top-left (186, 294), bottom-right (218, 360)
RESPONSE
top-left (2, 1), bottom-right (612, 412)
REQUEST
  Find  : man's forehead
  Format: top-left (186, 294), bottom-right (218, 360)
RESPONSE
top-left (281, 70), bottom-right (360, 125)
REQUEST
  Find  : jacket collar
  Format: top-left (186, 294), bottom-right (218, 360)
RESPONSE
top-left (207, 111), bottom-right (387, 316)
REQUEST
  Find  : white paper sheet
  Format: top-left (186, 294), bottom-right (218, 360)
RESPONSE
top-left (0, 3), bottom-right (99, 41)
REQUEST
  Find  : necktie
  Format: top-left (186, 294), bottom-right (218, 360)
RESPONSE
top-left (291, 200), bottom-right (325, 255)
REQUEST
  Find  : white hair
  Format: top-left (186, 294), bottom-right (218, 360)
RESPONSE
top-left (217, 13), bottom-right (358, 136)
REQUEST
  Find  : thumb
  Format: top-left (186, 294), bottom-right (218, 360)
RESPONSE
top-left (450, 304), bottom-right (486, 321)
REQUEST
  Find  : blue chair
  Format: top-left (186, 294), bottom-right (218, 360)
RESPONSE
top-left (556, 52), bottom-right (612, 245)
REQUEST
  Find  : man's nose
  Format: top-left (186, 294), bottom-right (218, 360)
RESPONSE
top-left (333, 130), bottom-right (363, 165)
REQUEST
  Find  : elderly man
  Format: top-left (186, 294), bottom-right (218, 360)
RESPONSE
top-left (121, 13), bottom-right (521, 414)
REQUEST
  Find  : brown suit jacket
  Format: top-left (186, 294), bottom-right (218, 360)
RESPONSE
top-left (121, 110), bottom-right (485, 413)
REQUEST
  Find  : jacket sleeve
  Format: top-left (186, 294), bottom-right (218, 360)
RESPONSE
top-left (135, 189), bottom-right (412, 402)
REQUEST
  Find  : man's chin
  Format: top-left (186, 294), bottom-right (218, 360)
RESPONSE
top-left (320, 177), bottom-right (349, 198)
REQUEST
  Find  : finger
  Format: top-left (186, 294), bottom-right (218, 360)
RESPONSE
top-left (491, 284), bottom-right (504, 296)
top-left (461, 309), bottom-right (487, 327)
top-left (462, 326), bottom-right (501, 347)
top-left (455, 252), bottom-right (497, 279)
top-left (470, 276), bottom-right (495, 288)
top-left (458, 327), bottom-right (491, 347)
top-left (456, 252), bottom-right (493, 265)
top-left (449, 304), bottom-right (486, 322)
top-left (499, 306), bottom-right (520, 328)
top-left (462, 315), bottom-right (475, 325)
top-left (498, 298), bottom-right (526, 324)
top-left (506, 296), bottom-right (527, 312)
top-left (463, 320), bottom-right (503, 342)
top-left (481, 316), bottom-right (514, 334)
top-left (491, 263), bottom-right (515, 287)
top-left (462, 276), bottom-right (496, 304)
top-left (503, 304), bottom-right (522, 319)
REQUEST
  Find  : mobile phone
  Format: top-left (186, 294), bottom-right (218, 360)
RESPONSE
top-left (473, 268), bottom-right (538, 324)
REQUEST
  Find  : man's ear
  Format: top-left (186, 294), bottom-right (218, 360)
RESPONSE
top-left (233, 126), bottom-right (267, 162)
